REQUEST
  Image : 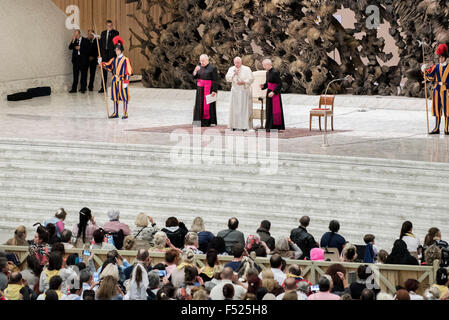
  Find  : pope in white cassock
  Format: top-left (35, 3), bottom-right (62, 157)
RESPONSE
top-left (226, 57), bottom-right (255, 131)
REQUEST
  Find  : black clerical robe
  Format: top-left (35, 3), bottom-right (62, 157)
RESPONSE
top-left (193, 64), bottom-right (218, 127)
top-left (262, 68), bottom-right (285, 131)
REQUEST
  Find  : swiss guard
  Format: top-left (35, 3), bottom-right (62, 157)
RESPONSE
top-left (99, 36), bottom-right (133, 119)
top-left (422, 44), bottom-right (449, 134)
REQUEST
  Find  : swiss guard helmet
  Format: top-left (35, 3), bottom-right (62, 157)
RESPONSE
top-left (436, 44), bottom-right (449, 58)
top-left (113, 36), bottom-right (125, 52)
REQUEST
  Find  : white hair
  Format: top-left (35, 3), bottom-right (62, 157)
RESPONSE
top-left (376, 292), bottom-right (394, 300)
top-left (234, 56), bottom-right (242, 62)
top-left (200, 54), bottom-right (209, 61)
top-left (107, 209), bottom-right (120, 221)
top-left (262, 59), bottom-right (272, 66)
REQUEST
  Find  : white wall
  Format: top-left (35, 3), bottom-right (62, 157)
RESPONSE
top-left (0, 0), bottom-right (73, 98)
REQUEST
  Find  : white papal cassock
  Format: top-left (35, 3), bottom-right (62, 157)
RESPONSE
top-left (225, 65), bottom-right (255, 130)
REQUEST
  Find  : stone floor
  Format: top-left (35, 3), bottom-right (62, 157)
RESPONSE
top-left (1, 83), bottom-right (448, 163)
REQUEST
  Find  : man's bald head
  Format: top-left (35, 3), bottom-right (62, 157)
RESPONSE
top-left (284, 277), bottom-right (297, 291)
top-left (222, 267), bottom-right (234, 280)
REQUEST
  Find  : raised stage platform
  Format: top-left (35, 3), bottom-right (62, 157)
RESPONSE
top-left (0, 85), bottom-right (448, 252)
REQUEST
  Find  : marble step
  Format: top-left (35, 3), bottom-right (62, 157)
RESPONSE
top-left (1, 157), bottom-right (449, 194)
top-left (1, 148), bottom-right (449, 183)
top-left (2, 137), bottom-right (449, 172)
top-left (1, 141), bottom-right (449, 180)
top-left (1, 167), bottom-right (448, 196)
top-left (1, 186), bottom-right (447, 231)
top-left (1, 176), bottom-right (448, 211)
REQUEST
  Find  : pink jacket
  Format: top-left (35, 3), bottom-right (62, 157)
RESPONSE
top-left (103, 221), bottom-right (131, 236)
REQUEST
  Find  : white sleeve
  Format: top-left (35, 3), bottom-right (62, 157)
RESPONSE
top-left (225, 67), bottom-right (235, 83)
top-left (245, 67), bottom-right (255, 85)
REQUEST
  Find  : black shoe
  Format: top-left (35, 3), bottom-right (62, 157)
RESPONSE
top-left (429, 129), bottom-right (440, 135)
top-left (89, 88), bottom-right (93, 92)
top-left (80, 90), bottom-right (86, 94)
top-left (445, 131), bottom-right (449, 135)
top-left (108, 115), bottom-right (118, 119)
top-left (122, 115), bottom-right (128, 119)
top-left (69, 89), bottom-right (77, 93)
top-left (98, 88), bottom-right (104, 93)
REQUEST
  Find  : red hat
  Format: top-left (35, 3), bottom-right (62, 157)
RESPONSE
top-left (113, 36), bottom-right (125, 51)
top-left (436, 44), bottom-right (448, 57)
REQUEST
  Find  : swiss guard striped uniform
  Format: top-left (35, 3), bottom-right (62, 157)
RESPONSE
top-left (102, 54), bottom-right (133, 118)
top-left (423, 44), bottom-right (449, 134)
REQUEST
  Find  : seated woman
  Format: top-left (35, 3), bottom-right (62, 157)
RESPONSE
top-left (44, 208), bottom-right (67, 239)
top-left (149, 231), bottom-right (180, 253)
top-left (29, 225), bottom-right (50, 265)
top-left (132, 213), bottom-right (159, 249)
top-left (190, 217), bottom-right (215, 253)
top-left (340, 243), bottom-right (358, 262)
top-left (5, 226), bottom-right (28, 246)
top-left (200, 248), bottom-right (222, 282)
top-left (271, 237), bottom-right (302, 260)
top-left (385, 239), bottom-right (419, 265)
top-left (72, 207), bottom-right (99, 247)
top-left (320, 220), bottom-right (346, 254)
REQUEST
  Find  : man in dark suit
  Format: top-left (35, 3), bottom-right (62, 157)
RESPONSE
top-left (69, 29), bottom-right (90, 93)
top-left (98, 20), bottom-right (119, 93)
top-left (87, 29), bottom-right (99, 91)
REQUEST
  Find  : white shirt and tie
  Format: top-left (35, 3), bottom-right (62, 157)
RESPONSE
top-left (105, 30), bottom-right (110, 50)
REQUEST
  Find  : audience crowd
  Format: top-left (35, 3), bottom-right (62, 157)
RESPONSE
top-left (1, 208), bottom-right (448, 301)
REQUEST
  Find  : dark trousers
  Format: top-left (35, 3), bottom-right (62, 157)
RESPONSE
top-left (88, 60), bottom-right (97, 90)
top-left (72, 62), bottom-right (88, 91)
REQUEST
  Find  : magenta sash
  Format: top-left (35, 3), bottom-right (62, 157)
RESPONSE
top-left (197, 79), bottom-right (212, 120)
top-left (268, 82), bottom-right (282, 125)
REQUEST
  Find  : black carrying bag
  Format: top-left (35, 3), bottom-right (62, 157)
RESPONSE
top-left (27, 87), bottom-right (51, 98)
top-left (7, 92), bottom-right (33, 101)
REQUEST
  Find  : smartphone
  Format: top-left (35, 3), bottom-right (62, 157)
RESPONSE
top-left (348, 271), bottom-right (357, 285)
top-left (310, 284), bottom-right (320, 292)
top-left (93, 273), bottom-right (99, 283)
top-left (82, 250), bottom-right (91, 257)
top-left (157, 270), bottom-right (167, 278)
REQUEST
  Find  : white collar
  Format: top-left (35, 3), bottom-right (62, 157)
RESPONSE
top-left (118, 54), bottom-right (124, 58)
top-left (442, 62), bottom-right (447, 67)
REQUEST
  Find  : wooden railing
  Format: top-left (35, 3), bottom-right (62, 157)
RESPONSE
top-left (1, 245), bottom-right (441, 295)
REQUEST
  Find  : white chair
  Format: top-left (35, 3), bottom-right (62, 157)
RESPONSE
top-left (251, 70), bottom-right (267, 130)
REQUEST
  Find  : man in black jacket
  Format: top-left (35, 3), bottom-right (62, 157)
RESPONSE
top-left (69, 29), bottom-right (90, 93)
top-left (290, 216), bottom-right (319, 260)
top-left (87, 30), bottom-right (99, 91)
top-left (98, 20), bottom-right (120, 93)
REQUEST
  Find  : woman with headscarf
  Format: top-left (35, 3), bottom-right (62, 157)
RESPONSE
top-left (72, 207), bottom-right (99, 247)
top-left (385, 239), bottom-right (419, 265)
top-left (271, 237), bottom-right (303, 260)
